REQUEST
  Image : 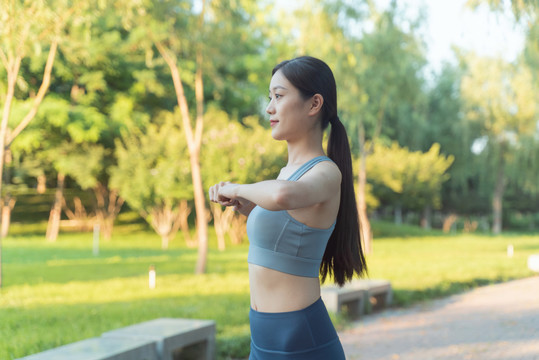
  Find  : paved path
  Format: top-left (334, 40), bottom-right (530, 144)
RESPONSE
top-left (339, 276), bottom-right (539, 360)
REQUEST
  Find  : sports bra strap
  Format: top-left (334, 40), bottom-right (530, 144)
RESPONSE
top-left (287, 156), bottom-right (333, 181)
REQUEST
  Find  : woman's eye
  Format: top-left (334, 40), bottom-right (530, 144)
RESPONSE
top-left (268, 94), bottom-right (282, 101)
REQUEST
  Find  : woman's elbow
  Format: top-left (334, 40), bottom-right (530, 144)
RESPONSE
top-left (272, 186), bottom-right (295, 210)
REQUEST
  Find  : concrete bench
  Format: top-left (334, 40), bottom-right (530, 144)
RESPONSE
top-left (102, 318), bottom-right (216, 360)
top-left (16, 336), bottom-right (158, 360)
top-left (321, 284), bottom-right (367, 318)
top-left (322, 279), bottom-right (392, 317)
top-left (356, 279), bottom-right (393, 312)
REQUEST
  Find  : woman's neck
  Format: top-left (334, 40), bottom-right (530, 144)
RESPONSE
top-left (286, 133), bottom-right (325, 166)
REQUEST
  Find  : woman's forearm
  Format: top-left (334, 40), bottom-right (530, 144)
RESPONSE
top-left (235, 180), bottom-right (293, 211)
top-left (216, 167), bottom-right (336, 212)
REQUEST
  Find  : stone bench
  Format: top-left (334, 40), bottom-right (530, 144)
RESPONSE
top-left (354, 279), bottom-right (393, 313)
top-left (16, 336), bottom-right (158, 360)
top-left (17, 318), bottom-right (216, 360)
top-left (102, 318), bottom-right (216, 360)
top-left (322, 279), bottom-right (392, 317)
top-left (321, 284), bottom-right (368, 318)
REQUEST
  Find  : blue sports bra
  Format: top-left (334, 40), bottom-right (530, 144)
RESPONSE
top-left (246, 156), bottom-right (336, 277)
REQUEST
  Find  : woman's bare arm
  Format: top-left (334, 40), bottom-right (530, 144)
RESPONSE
top-left (214, 161), bottom-right (341, 211)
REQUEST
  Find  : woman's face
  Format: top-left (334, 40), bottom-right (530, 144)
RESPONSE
top-left (266, 70), bottom-right (319, 142)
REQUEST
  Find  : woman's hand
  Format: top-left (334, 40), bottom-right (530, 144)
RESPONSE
top-left (209, 181), bottom-right (237, 206)
top-left (209, 182), bottom-right (256, 216)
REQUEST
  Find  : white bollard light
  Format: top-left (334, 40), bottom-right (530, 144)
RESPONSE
top-left (149, 265), bottom-right (156, 289)
top-left (93, 224), bottom-right (100, 256)
top-left (507, 244), bottom-right (514, 258)
top-left (528, 255), bottom-right (539, 273)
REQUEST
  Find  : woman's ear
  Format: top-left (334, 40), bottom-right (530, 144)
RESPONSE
top-left (308, 94), bottom-right (324, 116)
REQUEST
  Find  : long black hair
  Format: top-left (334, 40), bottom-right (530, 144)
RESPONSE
top-left (272, 56), bottom-right (367, 286)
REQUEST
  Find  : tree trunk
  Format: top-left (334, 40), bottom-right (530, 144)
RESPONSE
top-left (211, 203), bottom-right (234, 251)
top-left (94, 183), bottom-right (124, 241)
top-left (154, 4), bottom-right (208, 273)
top-left (46, 172), bottom-right (65, 242)
top-left (492, 162), bottom-right (505, 234)
top-left (147, 204), bottom-right (185, 250)
top-left (1, 202), bottom-right (10, 238)
top-left (443, 214), bottom-right (458, 233)
top-left (229, 213), bottom-right (247, 245)
top-left (192, 153), bottom-right (209, 273)
top-left (0, 55), bottom-right (21, 217)
top-left (1, 149), bottom-right (15, 238)
top-left (0, 40), bottom-right (57, 287)
top-left (37, 174), bottom-right (47, 194)
top-left (420, 205), bottom-right (432, 230)
top-left (6, 40), bottom-right (58, 147)
top-left (357, 122), bottom-right (372, 254)
top-left (212, 204), bottom-right (227, 251)
top-left (100, 218), bottom-right (113, 240)
top-left (178, 200), bottom-right (195, 248)
top-left (193, 3), bottom-right (208, 274)
top-left (150, 208), bottom-right (173, 250)
top-left (160, 233), bottom-right (171, 250)
top-left (1, 196), bottom-right (16, 238)
top-left (0, 52), bottom-right (20, 289)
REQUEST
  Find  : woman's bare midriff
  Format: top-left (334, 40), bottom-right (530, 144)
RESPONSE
top-left (249, 263), bottom-right (321, 312)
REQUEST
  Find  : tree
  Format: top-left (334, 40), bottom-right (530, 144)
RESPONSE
top-left (43, 7), bottom-right (142, 241)
top-left (13, 96), bottom-right (109, 240)
top-left (422, 63), bottom-right (488, 216)
top-left (115, 0), bottom-right (211, 272)
top-left (342, 2), bottom-right (427, 251)
top-left (111, 110), bottom-right (193, 249)
top-left (466, 0), bottom-right (538, 20)
top-left (115, 0), bottom-right (274, 272)
top-left (461, 54), bottom-right (538, 233)
top-left (0, 0), bottom-right (85, 287)
top-left (367, 142), bottom-right (454, 228)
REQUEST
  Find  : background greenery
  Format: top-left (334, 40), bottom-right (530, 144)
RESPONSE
top-left (1, 1), bottom-right (539, 359)
top-left (1, 0), bottom-right (538, 241)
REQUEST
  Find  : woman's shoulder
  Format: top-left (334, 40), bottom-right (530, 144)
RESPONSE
top-left (317, 158), bottom-right (341, 178)
top-left (301, 158), bottom-right (341, 185)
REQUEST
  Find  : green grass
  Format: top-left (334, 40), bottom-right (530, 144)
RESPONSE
top-left (1, 222), bottom-right (538, 360)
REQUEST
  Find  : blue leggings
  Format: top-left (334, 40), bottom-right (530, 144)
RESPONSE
top-left (249, 297), bottom-right (346, 360)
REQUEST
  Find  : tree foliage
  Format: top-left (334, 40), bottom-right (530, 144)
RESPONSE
top-left (1, 0), bottom-right (538, 253)
top-left (110, 110), bottom-right (191, 249)
top-left (461, 54), bottom-right (539, 232)
top-left (202, 108), bottom-right (286, 187)
top-left (368, 142), bottom-right (454, 211)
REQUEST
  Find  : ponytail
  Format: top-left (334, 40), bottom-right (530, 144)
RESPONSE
top-left (321, 116), bottom-right (367, 286)
top-left (271, 56), bottom-right (367, 286)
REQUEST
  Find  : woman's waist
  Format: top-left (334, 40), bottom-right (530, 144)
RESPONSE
top-left (249, 264), bottom-right (320, 312)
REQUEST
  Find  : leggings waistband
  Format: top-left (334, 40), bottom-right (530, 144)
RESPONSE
top-left (249, 297), bottom-right (345, 359)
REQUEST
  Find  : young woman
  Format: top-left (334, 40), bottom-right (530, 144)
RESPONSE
top-left (209, 56), bottom-right (367, 359)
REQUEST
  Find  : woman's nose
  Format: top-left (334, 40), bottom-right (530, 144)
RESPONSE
top-left (266, 100), bottom-right (275, 114)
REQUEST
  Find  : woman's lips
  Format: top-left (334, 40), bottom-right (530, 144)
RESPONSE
top-left (270, 120), bottom-right (279, 127)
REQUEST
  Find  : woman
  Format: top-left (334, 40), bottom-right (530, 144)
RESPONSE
top-left (209, 56), bottom-right (367, 359)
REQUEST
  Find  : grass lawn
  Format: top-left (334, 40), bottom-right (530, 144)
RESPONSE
top-left (0, 221), bottom-right (538, 359)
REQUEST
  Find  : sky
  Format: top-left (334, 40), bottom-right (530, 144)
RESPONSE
top-left (376, 0), bottom-right (527, 72)
top-left (274, 0), bottom-right (528, 72)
